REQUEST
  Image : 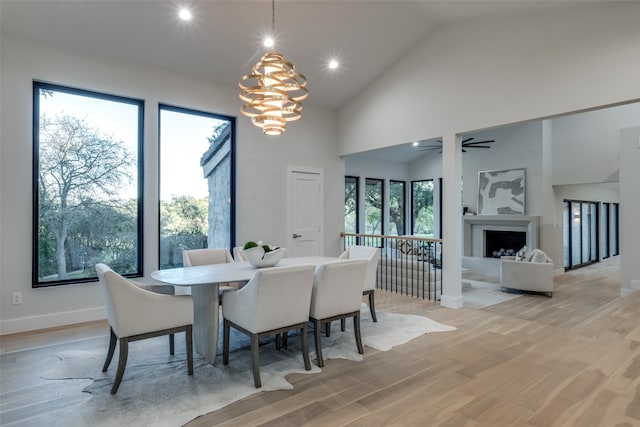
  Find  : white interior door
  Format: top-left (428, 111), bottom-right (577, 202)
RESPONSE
top-left (288, 167), bottom-right (323, 257)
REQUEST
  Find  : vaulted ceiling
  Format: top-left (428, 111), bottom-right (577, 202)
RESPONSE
top-left (1, 0), bottom-right (586, 110)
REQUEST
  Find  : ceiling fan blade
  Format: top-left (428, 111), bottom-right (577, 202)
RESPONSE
top-left (464, 139), bottom-right (495, 145)
top-left (462, 149), bottom-right (467, 152)
top-left (467, 145), bottom-right (491, 148)
top-left (461, 137), bottom-right (474, 143)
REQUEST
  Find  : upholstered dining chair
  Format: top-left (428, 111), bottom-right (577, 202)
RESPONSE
top-left (183, 248), bottom-right (240, 294)
top-left (339, 245), bottom-right (381, 322)
top-left (95, 263), bottom-right (194, 394)
top-left (130, 279), bottom-right (178, 354)
top-left (309, 259), bottom-right (368, 367)
top-left (232, 246), bottom-right (247, 262)
top-left (221, 264), bottom-right (316, 388)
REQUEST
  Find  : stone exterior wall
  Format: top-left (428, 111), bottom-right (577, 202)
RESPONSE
top-left (200, 125), bottom-right (232, 250)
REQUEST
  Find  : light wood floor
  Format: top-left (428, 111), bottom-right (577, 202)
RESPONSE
top-left (2, 257), bottom-right (639, 426)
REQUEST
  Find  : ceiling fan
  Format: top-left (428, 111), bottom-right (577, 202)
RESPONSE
top-left (417, 137), bottom-right (495, 153)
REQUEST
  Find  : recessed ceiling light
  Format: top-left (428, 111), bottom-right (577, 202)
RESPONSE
top-left (179, 9), bottom-right (192, 21)
top-left (264, 37), bottom-right (274, 48)
top-left (412, 141), bottom-right (419, 146)
top-left (328, 59), bottom-right (339, 70)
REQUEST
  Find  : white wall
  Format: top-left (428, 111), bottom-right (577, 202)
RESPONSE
top-left (459, 124), bottom-right (544, 216)
top-left (338, 3), bottom-right (640, 155)
top-left (345, 156), bottom-right (409, 182)
top-left (408, 152), bottom-right (441, 181)
top-left (619, 126), bottom-right (640, 296)
top-left (347, 116), bottom-right (632, 266)
top-left (0, 37), bottom-right (342, 334)
top-left (338, 2), bottom-right (640, 303)
top-left (552, 103), bottom-right (640, 185)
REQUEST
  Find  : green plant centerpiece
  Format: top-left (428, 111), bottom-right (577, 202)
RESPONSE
top-left (242, 240), bottom-right (286, 267)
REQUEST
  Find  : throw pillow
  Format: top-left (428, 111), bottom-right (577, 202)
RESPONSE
top-left (514, 245), bottom-right (528, 261)
top-left (529, 249), bottom-right (549, 263)
top-left (398, 239), bottom-right (413, 255)
top-left (415, 244), bottom-right (432, 262)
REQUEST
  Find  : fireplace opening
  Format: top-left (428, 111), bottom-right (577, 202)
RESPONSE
top-left (485, 230), bottom-right (526, 258)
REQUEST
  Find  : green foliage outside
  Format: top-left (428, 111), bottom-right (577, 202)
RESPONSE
top-left (413, 180), bottom-right (434, 235)
top-left (364, 179), bottom-right (382, 246)
top-left (344, 178), bottom-right (358, 233)
top-left (160, 196), bottom-right (208, 269)
top-left (37, 112), bottom-right (138, 282)
top-left (388, 181), bottom-right (405, 235)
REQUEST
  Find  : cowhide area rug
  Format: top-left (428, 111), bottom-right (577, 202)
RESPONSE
top-left (9, 306), bottom-right (455, 427)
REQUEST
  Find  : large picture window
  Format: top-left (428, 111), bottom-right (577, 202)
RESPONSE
top-left (364, 178), bottom-right (383, 236)
top-left (159, 104), bottom-right (235, 269)
top-left (412, 179), bottom-right (434, 235)
top-left (33, 82), bottom-right (143, 287)
top-left (344, 176), bottom-right (359, 234)
top-left (389, 180), bottom-right (406, 235)
top-left (563, 199), bottom-right (599, 270)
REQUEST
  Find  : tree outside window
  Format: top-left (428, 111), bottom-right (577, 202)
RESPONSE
top-left (33, 82), bottom-right (143, 286)
top-left (159, 105), bottom-right (235, 269)
top-left (344, 176), bottom-right (359, 234)
top-left (389, 180), bottom-right (406, 236)
top-left (412, 180), bottom-right (434, 236)
top-left (365, 178), bottom-right (383, 246)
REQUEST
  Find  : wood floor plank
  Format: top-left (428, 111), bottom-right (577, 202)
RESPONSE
top-left (3, 257), bottom-right (639, 426)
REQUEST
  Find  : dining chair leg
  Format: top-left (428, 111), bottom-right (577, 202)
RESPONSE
top-left (186, 325), bottom-right (193, 375)
top-left (169, 333), bottom-right (175, 355)
top-left (325, 322), bottom-right (331, 337)
top-left (102, 327), bottom-right (117, 372)
top-left (111, 337), bottom-right (129, 394)
top-left (275, 333), bottom-right (281, 350)
top-left (313, 320), bottom-right (324, 368)
top-left (341, 318), bottom-right (346, 331)
top-left (354, 313), bottom-right (364, 355)
top-left (251, 334), bottom-right (261, 388)
top-left (368, 290), bottom-right (377, 322)
top-left (283, 332), bottom-right (288, 349)
top-left (222, 319), bottom-right (230, 365)
top-left (300, 325), bottom-right (311, 371)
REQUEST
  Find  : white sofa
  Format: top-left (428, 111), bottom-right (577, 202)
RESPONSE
top-left (500, 255), bottom-right (554, 297)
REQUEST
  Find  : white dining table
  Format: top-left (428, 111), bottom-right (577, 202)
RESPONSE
top-left (151, 256), bottom-right (336, 364)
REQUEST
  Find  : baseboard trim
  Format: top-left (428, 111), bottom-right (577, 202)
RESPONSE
top-left (0, 307), bottom-right (105, 335)
top-left (440, 294), bottom-right (464, 309)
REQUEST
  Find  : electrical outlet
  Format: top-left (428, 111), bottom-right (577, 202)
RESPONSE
top-left (12, 292), bottom-right (23, 305)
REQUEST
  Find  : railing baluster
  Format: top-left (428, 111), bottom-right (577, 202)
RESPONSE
top-left (340, 232), bottom-right (443, 302)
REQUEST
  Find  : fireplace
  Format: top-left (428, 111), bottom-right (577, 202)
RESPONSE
top-left (463, 215), bottom-right (539, 258)
top-left (484, 230), bottom-right (526, 258)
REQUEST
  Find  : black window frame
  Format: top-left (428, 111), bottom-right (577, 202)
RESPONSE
top-left (157, 103), bottom-right (236, 269)
top-left (611, 202), bottom-right (620, 256)
top-left (411, 179), bottom-right (435, 235)
top-left (364, 178), bottom-right (384, 236)
top-left (563, 199), bottom-right (599, 271)
top-left (32, 81), bottom-right (144, 287)
top-left (344, 176), bottom-right (360, 234)
top-left (389, 179), bottom-right (406, 236)
top-left (602, 202), bottom-right (610, 259)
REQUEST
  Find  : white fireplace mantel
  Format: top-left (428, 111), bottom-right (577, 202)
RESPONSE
top-left (463, 215), bottom-right (540, 257)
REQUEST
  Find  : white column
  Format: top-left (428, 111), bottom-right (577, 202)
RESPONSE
top-left (441, 133), bottom-right (463, 308)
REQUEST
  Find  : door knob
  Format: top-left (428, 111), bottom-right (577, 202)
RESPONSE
top-left (293, 234), bottom-right (302, 238)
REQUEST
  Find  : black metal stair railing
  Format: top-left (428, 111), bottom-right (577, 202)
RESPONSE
top-left (340, 232), bottom-right (443, 301)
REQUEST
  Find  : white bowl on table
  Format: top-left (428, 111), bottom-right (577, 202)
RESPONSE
top-left (244, 246), bottom-right (286, 268)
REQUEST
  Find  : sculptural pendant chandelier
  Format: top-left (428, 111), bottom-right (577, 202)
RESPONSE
top-left (239, 0), bottom-right (308, 136)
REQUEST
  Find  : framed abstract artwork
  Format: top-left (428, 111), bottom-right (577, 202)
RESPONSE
top-left (477, 168), bottom-right (525, 215)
